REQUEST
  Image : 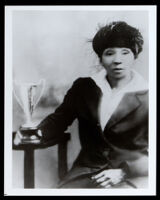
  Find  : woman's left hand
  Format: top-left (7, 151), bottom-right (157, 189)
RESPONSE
top-left (91, 169), bottom-right (126, 188)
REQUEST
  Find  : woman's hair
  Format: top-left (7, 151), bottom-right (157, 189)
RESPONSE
top-left (92, 21), bottom-right (144, 59)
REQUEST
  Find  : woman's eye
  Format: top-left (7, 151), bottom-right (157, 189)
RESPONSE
top-left (105, 52), bottom-right (114, 56)
top-left (122, 51), bottom-right (129, 55)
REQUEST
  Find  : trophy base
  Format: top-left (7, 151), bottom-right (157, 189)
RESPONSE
top-left (19, 125), bottom-right (41, 144)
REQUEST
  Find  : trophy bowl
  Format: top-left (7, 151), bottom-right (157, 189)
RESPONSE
top-left (13, 79), bottom-right (45, 143)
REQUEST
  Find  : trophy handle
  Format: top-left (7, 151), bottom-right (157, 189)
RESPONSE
top-left (13, 80), bottom-right (25, 110)
top-left (34, 79), bottom-right (45, 109)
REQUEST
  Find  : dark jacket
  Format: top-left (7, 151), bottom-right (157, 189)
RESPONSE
top-left (38, 77), bottom-right (148, 185)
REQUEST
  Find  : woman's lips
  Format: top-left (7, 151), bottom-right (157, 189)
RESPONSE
top-left (113, 68), bottom-right (124, 72)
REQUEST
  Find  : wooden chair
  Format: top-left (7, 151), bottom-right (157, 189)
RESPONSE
top-left (12, 132), bottom-right (71, 188)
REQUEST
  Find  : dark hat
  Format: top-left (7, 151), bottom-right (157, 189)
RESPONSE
top-left (92, 21), bottom-right (144, 59)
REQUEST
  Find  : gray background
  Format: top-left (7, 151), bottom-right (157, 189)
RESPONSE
top-left (12, 10), bottom-right (149, 188)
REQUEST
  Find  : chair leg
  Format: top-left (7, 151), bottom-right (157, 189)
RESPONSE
top-left (58, 141), bottom-right (68, 180)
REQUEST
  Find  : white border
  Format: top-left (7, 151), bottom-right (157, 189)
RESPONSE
top-left (148, 5), bottom-right (157, 195)
top-left (4, 5), bottom-right (157, 11)
top-left (4, 6), bottom-right (13, 196)
top-left (4, 5), bottom-right (157, 196)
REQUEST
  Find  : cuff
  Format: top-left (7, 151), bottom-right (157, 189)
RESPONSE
top-left (119, 161), bottom-right (131, 178)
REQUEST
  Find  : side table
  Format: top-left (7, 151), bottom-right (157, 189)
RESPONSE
top-left (12, 132), bottom-right (71, 188)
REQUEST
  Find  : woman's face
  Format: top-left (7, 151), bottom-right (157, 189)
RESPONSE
top-left (101, 47), bottom-right (135, 79)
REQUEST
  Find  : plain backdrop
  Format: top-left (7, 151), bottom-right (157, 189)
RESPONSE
top-left (12, 9), bottom-right (149, 188)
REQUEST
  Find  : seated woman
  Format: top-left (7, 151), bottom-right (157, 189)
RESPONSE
top-left (15, 21), bottom-right (148, 188)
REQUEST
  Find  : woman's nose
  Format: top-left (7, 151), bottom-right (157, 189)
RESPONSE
top-left (114, 54), bottom-right (122, 64)
top-left (114, 61), bottom-right (122, 65)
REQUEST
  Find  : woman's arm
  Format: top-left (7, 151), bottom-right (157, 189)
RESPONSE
top-left (108, 143), bottom-right (148, 177)
top-left (37, 79), bottom-right (80, 142)
top-left (91, 155), bottom-right (148, 188)
top-left (124, 155), bottom-right (148, 177)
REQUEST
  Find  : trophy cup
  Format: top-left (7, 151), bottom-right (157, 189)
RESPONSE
top-left (13, 79), bottom-right (45, 143)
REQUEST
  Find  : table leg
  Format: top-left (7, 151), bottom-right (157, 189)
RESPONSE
top-left (24, 147), bottom-right (35, 188)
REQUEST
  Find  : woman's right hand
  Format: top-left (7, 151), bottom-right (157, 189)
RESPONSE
top-left (13, 131), bottom-right (22, 145)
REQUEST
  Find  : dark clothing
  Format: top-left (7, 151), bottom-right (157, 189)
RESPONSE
top-left (57, 174), bottom-right (98, 189)
top-left (38, 78), bottom-right (148, 188)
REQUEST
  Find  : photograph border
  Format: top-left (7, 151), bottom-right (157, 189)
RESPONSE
top-left (4, 5), bottom-right (157, 196)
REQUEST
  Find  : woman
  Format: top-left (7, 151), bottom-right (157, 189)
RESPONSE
top-left (15, 21), bottom-right (148, 188)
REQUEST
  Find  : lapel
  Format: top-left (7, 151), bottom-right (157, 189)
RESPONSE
top-left (81, 78), bottom-right (141, 132)
top-left (104, 92), bottom-right (141, 132)
top-left (87, 69), bottom-right (148, 132)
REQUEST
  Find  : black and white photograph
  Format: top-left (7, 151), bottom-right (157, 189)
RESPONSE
top-left (4, 5), bottom-right (156, 196)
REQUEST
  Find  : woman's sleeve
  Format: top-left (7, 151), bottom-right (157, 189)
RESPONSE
top-left (37, 79), bottom-right (80, 142)
top-left (120, 155), bottom-right (148, 178)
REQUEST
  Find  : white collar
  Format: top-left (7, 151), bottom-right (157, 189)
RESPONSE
top-left (91, 68), bottom-right (148, 95)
